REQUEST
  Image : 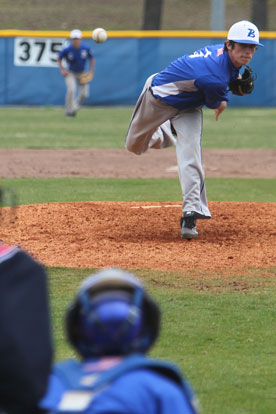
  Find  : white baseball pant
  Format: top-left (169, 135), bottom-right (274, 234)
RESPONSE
top-left (65, 72), bottom-right (89, 114)
top-left (125, 74), bottom-right (211, 219)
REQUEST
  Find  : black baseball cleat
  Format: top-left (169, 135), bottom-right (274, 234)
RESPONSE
top-left (65, 111), bottom-right (76, 117)
top-left (180, 211), bottom-right (198, 239)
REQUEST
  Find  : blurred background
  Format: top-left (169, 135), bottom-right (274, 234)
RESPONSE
top-left (0, 0), bottom-right (274, 107)
top-left (0, 0), bottom-right (273, 31)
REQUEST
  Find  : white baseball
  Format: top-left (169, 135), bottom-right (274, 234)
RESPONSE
top-left (92, 28), bottom-right (108, 43)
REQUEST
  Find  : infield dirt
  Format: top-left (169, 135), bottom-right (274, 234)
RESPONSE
top-left (1, 201), bottom-right (275, 276)
top-left (0, 148), bottom-right (275, 179)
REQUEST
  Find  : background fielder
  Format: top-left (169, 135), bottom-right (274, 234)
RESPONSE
top-left (126, 20), bottom-right (262, 239)
top-left (57, 29), bottom-right (94, 117)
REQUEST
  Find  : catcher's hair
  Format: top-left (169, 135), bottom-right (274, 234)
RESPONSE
top-left (224, 40), bottom-right (236, 51)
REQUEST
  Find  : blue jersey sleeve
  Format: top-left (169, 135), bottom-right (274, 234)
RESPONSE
top-left (87, 47), bottom-right (94, 59)
top-left (82, 42), bottom-right (94, 59)
top-left (58, 47), bottom-right (68, 60)
top-left (195, 76), bottom-right (229, 109)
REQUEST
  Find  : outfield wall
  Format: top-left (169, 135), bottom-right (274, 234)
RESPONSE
top-left (0, 30), bottom-right (275, 107)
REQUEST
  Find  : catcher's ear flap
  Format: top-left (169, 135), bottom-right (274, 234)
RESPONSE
top-left (65, 300), bottom-right (84, 353)
top-left (141, 295), bottom-right (161, 352)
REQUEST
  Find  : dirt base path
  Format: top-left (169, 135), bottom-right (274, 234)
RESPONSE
top-left (1, 201), bottom-right (275, 274)
top-left (0, 148), bottom-right (275, 179)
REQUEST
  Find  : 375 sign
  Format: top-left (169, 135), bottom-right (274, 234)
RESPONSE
top-left (14, 38), bottom-right (66, 67)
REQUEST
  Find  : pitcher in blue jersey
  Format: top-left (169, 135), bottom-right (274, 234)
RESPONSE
top-left (40, 268), bottom-right (199, 414)
top-left (126, 20), bottom-right (262, 239)
top-left (58, 29), bottom-right (94, 117)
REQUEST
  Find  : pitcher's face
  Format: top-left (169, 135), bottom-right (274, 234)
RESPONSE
top-left (226, 41), bottom-right (256, 67)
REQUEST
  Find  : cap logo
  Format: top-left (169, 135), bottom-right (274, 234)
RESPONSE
top-left (248, 28), bottom-right (256, 38)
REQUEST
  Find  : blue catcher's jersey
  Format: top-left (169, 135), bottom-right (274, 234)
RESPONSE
top-left (40, 354), bottom-right (199, 414)
top-left (58, 42), bottom-right (93, 73)
top-left (152, 43), bottom-right (240, 110)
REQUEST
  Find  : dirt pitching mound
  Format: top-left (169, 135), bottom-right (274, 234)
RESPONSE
top-left (1, 201), bottom-right (275, 274)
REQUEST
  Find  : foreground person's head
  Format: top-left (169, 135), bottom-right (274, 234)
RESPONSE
top-left (66, 268), bottom-right (161, 358)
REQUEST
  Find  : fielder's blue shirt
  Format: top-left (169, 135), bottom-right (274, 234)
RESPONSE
top-left (152, 43), bottom-right (240, 110)
top-left (58, 42), bottom-right (93, 73)
top-left (40, 357), bottom-right (197, 414)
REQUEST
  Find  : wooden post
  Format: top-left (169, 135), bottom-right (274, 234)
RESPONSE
top-left (251, 0), bottom-right (268, 30)
top-left (143, 0), bottom-right (163, 30)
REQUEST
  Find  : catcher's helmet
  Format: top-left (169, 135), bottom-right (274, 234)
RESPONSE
top-left (66, 268), bottom-right (160, 358)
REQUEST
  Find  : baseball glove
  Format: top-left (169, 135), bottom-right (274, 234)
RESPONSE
top-left (228, 66), bottom-right (256, 96)
top-left (79, 72), bottom-right (94, 85)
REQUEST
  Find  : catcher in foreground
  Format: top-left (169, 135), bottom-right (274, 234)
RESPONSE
top-left (40, 269), bottom-right (199, 414)
top-left (57, 29), bottom-right (94, 117)
top-left (126, 20), bottom-right (262, 239)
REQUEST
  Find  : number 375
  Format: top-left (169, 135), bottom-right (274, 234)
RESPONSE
top-left (14, 38), bottom-right (65, 67)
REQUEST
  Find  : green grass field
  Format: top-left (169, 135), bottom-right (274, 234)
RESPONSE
top-left (3, 177), bottom-right (276, 205)
top-left (1, 107), bottom-right (276, 414)
top-left (1, 106), bottom-right (276, 149)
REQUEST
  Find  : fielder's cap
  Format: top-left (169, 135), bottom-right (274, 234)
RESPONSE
top-left (227, 20), bottom-right (263, 47)
top-left (70, 29), bottom-right (82, 39)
